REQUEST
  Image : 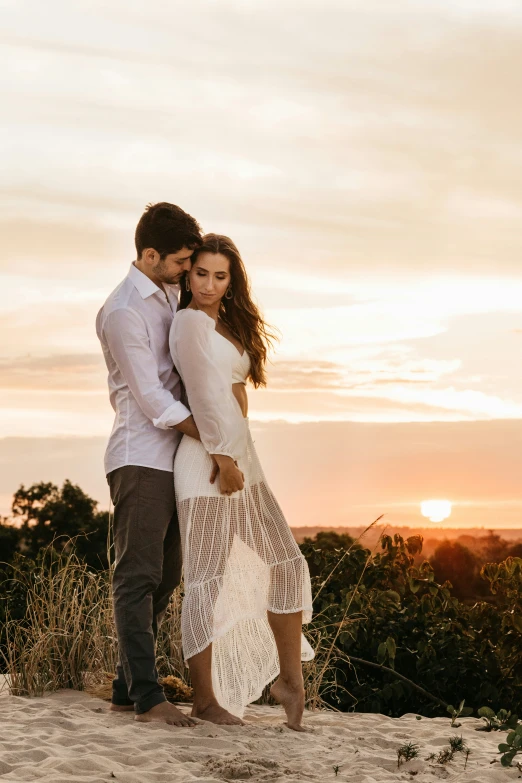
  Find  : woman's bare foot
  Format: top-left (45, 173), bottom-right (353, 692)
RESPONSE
top-left (134, 701), bottom-right (197, 726)
top-left (270, 677), bottom-right (306, 731)
top-left (192, 700), bottom-right (245, 726)
top-left (109, 703), bottom-right (134, 712)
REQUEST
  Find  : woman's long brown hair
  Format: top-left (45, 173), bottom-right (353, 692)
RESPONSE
top-left (178, 234), bottom-right (277, 388)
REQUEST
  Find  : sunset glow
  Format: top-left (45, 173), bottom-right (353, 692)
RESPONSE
top-left (1, 1), bottom-right (521, 528)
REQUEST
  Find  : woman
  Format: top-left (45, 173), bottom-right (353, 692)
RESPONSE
top-left (169, 234), bottom-right (314, 730)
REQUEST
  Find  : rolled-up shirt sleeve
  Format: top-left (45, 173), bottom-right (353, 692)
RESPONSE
top-left (170, 309), bottom-right (247, 460)
top-left (102, 307), bottom-right (191, 429)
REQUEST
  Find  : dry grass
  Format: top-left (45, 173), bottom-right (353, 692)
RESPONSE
top-left (156, 585), bottom-right (185, 681)
top-left (1, 547), bottom-right (189, 698)
top-left (2, 549), bottom-right (116, 697)
top-left (85, 672), bottom-right (193, 703)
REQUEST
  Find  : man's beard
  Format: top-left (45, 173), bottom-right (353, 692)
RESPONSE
top-left (153, 261), bottom-right (181, 285)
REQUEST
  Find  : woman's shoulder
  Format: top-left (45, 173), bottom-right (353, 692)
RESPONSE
top-left (173, 307), bottom-right (215, 329)
top-left (170, 308), bottom-right (217, 347)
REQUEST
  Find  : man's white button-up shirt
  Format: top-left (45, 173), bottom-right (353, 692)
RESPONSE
top-left (96, 263), bottom-right (191, 475)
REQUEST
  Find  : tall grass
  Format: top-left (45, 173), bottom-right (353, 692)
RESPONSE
top-left (2, 549), bottom-right (116, 696)
top-left (1, 547), bottom-right (185, 697)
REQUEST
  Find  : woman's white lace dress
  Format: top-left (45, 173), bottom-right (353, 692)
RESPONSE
top-left (170, 308), bottom-right (314, 717)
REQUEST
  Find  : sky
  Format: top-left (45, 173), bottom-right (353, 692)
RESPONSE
top-left (1, 0), bottom-right (522, 528)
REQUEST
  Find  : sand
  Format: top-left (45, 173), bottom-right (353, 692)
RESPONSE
top-left (0, 688), bottom-right (519, 782)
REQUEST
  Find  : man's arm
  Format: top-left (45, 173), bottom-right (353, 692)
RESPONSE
top-left (170, 415), bottom-right (199, 439)
top-left (102, 307), bottom-right (192, 429)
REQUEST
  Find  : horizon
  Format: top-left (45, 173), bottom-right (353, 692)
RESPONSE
top-left (1, 1), bottom-right (522, 528)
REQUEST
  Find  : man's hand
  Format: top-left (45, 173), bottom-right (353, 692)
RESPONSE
top-left (212, 455), bottom-right (244, 495)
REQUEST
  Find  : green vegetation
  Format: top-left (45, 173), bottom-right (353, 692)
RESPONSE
top-left (477, 706), bottom-right (519, 731)
top-left (447, 700), bottom-right (473, 727)
top-left (498, 724), bottom-right (522, 767)
top-left (300, 529), bottom-right (522, 716)
top-left (2, 479), bottom-right (522, 742)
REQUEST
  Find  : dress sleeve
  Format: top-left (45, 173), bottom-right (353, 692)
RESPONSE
top-left (169, 309), bottom-right (247, 460)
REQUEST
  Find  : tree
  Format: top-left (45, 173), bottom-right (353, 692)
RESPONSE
top-left (302, 530), bottom-right (357, 578)
top-left (0, 519), bottom-right (22, 571)
top-left (303, 530), bottom-right (355, 551)
top-left (507, 543), bottom-right (522, 559)
top-left (478, 532), bottom-right (510, 564)
top-left (11, 480), bottom-right (109, 569)
top-left (430, 541), bottom-right (480, 600)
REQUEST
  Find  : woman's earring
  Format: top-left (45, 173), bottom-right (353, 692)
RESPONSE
top-left (185, 276), bottom-right (191, 292)
top-left (225, 285), bottom-right (233, 300)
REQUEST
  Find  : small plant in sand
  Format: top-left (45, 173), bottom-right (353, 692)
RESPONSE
top-left (426, 736), bottom-right (469, 766)
top-left (449, 735), bottom-right (468, 753)
top-left (498, 722), bottom-right (522, 767)
top-left (426, 748), bottom-right (454, 765)
top-left (397, 742), bottom-right (420, 768)
top-left (476, 706), bottom-right (519, 732)
top-left (446, 699), bottom-right (473, 727)
top-left (332, 764), bottom-right (340, 776)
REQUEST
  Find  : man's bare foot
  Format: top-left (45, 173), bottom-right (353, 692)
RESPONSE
top-left (134, 701), bottom-right (197, 726)
top-left (270, 677), bottom-right (306, 731)
top-left (110, 703), bottom-right (134, 712)
top-left (191, 700), bottom-right (245, 726)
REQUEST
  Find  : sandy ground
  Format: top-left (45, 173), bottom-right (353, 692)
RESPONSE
top-left (0, 689), bottom-right (520, 782)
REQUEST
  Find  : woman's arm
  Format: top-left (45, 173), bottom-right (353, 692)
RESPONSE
top-left (170, 309), bottom-right (246, 493)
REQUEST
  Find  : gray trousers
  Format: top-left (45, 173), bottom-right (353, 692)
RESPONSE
top-left (107, 465), bottom-right (182, 714)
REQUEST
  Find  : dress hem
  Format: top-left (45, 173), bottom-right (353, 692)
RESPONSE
top-left (182, 604), bottom-right (315, 663)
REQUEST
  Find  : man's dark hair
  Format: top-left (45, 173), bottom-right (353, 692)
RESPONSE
top-left (135, 202), bottom-right (203, 258)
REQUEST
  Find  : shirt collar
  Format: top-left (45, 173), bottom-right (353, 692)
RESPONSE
top-left (128, 263), bottom-right (162, 299)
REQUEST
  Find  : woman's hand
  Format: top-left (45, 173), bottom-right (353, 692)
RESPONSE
top-left (212, 455), bottom-right (244, 495)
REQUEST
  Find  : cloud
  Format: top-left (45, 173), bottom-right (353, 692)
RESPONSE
top-left (266, 356), bottom-right (458, 391)
top-left (0, 217), bottom-right (130, 272)
top-left (2, 1), bottom-right (522, 277)
top-left (267, 361), bottom-right (345, 390)
top-left (1, 0), bottom-right (522, 446)
top-left (0, 354), bottom-right (105, 390)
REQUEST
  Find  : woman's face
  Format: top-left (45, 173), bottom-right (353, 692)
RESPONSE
top-left (188, 252), bottom-right (231, 309)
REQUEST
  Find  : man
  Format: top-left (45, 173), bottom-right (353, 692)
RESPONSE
top-left (96, 202), bottom-right (202, 726)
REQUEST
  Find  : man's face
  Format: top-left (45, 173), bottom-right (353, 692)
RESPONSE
top-left (152, 247), bottom-right (194, 285)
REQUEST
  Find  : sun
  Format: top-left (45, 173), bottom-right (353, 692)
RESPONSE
top-left (420, 499), bottom-right (452, 523)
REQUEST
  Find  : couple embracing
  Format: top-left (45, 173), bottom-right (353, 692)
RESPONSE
top-left (96, 203), bottom-right (314, 731)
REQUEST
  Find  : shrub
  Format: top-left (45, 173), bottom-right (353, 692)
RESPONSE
top-left (300, 533), bottom-right (522, 716)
